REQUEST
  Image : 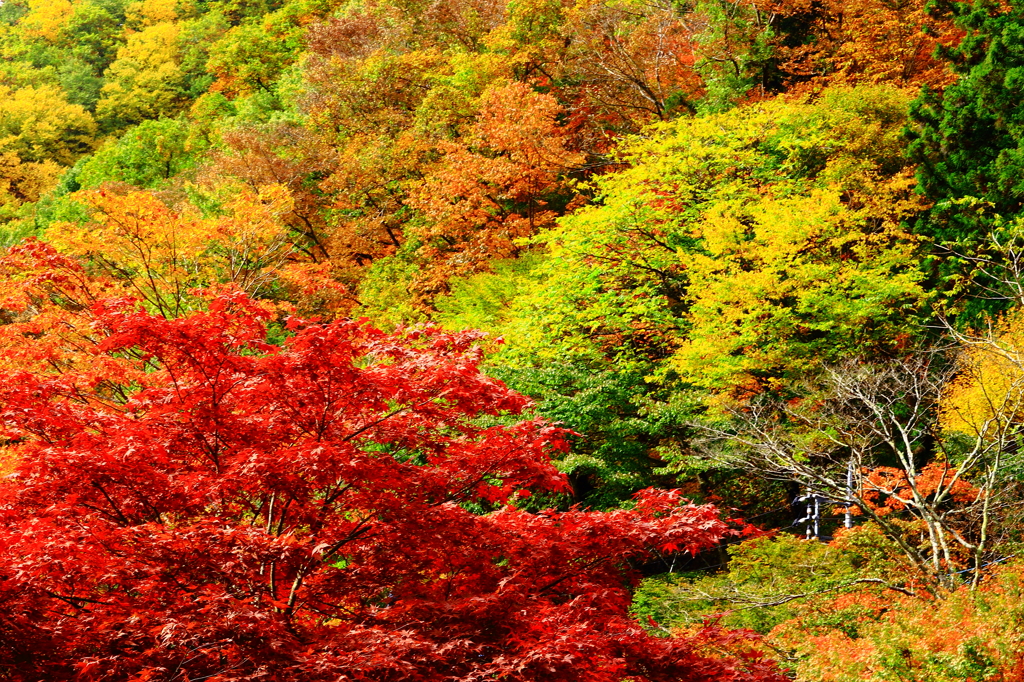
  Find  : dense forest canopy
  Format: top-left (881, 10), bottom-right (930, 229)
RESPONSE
top-left (3, 0), bottom-right (1024, 679)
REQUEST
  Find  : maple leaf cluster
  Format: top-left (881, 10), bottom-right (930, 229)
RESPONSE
top-left (0, 292), bottom-right (784, 682)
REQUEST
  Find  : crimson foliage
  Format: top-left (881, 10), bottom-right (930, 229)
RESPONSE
top-left (0, 294), bottom-right (782, 681)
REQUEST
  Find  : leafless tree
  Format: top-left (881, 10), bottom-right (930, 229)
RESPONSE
top-left (694, 351), bottom-right (1024, 589)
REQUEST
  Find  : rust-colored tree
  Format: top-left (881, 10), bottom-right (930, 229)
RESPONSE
top-left (762, 0), bottom-right (958, 90)
top-left (0, 239), bottom-right (120, 376)
top-left (409, 80), bottom-right (585, 289)
top-left (0, 292), bottom-right (784, 682)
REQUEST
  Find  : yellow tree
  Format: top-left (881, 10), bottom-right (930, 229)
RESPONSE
top-left (942, 312), bottom-right (1024, 437)
top-left (96, 21), bottom-right (186, 126)
top-left (125, 0), bottom-right (180, 28)
top-left (48, 184), bottom-right (294, 317)
top-left (0, 83), bottom-right (96, 225)
top-left (19, 0), bottom-right (75, 43)
top-left (0, 84), bottom-right (97, 165)
top-left (0, 152), bottom-right (61, 224)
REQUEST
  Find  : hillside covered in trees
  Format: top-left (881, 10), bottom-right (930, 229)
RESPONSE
top-left (2, 0), bottom-right (1024, 679)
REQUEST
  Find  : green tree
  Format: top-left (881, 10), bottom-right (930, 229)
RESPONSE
top-left (76, 117), bottom-right (204, 189)
top-left (204, 0), bottom-right (310, 97)
top-left (633, 528), bottom-right (911, 635)
top-left (61, 0), bottom-right (128, 74)
top-left (909, 0), bottom-right (1024, 244)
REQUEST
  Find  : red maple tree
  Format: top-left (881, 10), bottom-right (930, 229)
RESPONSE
top-left (0, 292), bottom-right (783, 681)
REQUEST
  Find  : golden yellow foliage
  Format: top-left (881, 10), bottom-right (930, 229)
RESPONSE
top-left (20, 0), bottom-right (75, 43)
top-left (96, 22), bottom-right (185, 125)
top-left (0, 84), bottom-right (97, 165)
top-left (941, 312), bottom-right (1024, 437)
top-left (211, 183), bottom-right (296, 294)
top-left (48, 184), bottom-right (294, 316)
top-left (0, 152), bottom-right (62, 222)
top-left (0, 443), bottom-right (17, 477)
top-left (126, 0), bottom-right (180, 27)
top-left (673, 185), bottom-right (922, 394)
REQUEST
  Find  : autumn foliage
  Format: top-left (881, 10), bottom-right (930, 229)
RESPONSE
top-left (8, 0), bottom-right (1024, 679)
top-left (0, 292), bottom-right (782, 681)
top-left (858, 463), bottom-right (981, 517)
